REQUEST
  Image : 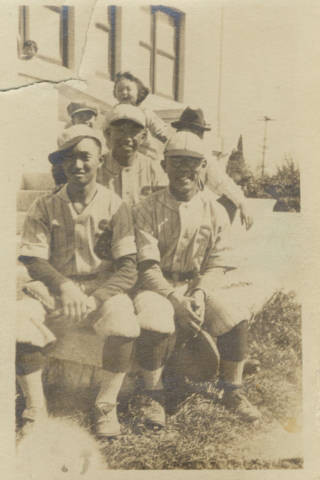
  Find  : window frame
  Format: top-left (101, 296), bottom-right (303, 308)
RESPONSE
top-left (139, 6), bottom-right (185, 102)
top-left (94, 5), bottom-right (120, 81)
top-left (18, 5), bottom-right (74, 69)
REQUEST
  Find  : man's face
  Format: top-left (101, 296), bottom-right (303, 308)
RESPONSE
top-left (71, 111), bottom-right (96, 127)
top-left (61, 138), bottom-right (102, 187)
top-left (108, 119), bottom-right (146, 165)
top-left (114, 79), bottom-right (139, 105)
top-left (163, 155), bottom-right (205, 199)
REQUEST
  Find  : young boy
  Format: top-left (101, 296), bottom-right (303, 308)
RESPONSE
top-left (172, 107), bottom-right (253, 230)
top-left (67, 102), bottom-right (98, 128)
top-left (17, 125), bottom-right (139, 438)
top-left (133, 131), bottom-right (264, 425)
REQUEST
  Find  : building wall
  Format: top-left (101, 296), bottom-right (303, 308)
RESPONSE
top-left (10, 2), bottom-right (223, 175)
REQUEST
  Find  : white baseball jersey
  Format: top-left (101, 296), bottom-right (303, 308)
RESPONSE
top-left (97, 152), bottom-right (168, 206)
top-left (133, 186), bottom-right (231, 278)
top-left (20, 183), bottom-right (136, 278)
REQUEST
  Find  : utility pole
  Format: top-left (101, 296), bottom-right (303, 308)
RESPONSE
top-left (258, 116), bottom-right (275, 177)
top-left (216, 7), bottom-right (224, 153)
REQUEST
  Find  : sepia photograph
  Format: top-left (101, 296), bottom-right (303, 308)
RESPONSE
top-left (0, 0), bottom-right (319, 477)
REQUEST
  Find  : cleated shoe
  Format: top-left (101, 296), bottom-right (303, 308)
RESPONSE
top-left (222, 388), bottom-right (262, 423)
top-left (93, 403), bottom-right (121, 438)
top-left (140, 390), bottom-right (166, 431)
top-left (243, 358), bottom-right (261, 377)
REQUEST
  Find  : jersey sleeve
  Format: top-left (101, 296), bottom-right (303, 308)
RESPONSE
top-left (144, 109), bottom-right (168, 142)
top-left (132, 199), bottom-right (161, 264)
top-left (19, 198), bottom-right (51, 260)
top-left (110, 199), bottom-right (137, 260)
top-left (206, 157), bottom-right (245, 206)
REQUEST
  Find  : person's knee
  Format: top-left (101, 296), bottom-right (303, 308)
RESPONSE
top-left (134, 291), bottom-right (175, 334)
top-left (93, 294), bottom-right (140, 339)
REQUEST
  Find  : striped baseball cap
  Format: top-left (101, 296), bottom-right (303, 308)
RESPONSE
top-left (49, 125), bottom-right (105, 164)
top-left (165, 131), bottom-right (205, 159)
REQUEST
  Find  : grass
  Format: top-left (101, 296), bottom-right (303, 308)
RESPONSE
top-left (16, 290), bottom-right (303, 470)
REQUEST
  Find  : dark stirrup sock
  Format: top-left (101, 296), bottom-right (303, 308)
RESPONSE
top-left (217, 320), bottom-right (248, 362)
top-left (16, 343), bottom-right (46, 376)
top-left (136, 330), bottom-right (176, 371)
top-left (102, 336), bottom-right (135, 372)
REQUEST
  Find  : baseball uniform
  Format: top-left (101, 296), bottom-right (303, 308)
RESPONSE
top-left (18, 183), bottom-right (139, 348)
top-left (133, 186), bottom-right (271, 337)
top-left (97, 151), bottom-right (168, 207)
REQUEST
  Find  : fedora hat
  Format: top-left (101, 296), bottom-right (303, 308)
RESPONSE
top-left (171, 107), bottom-right (211, 131)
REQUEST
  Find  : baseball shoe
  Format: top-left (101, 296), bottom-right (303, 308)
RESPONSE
top-left (92, 403), bottom-right (121, 438)
top-left (243, 358), bottom-right (261, 376)
top-left (21, 406), bottom-right (47, 436)
top-left (221, 388), bottom-right (262, 423)
top-left (139, 390), bottom-right (166, 431)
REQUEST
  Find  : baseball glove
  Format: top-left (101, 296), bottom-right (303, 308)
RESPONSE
top-left (173, 318), bottom-right (220, 382)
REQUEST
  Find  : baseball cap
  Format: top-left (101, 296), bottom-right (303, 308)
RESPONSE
top-left (67, 102), bottom-right (98, 118)
top-left (48, 125), bottom-right (105, 164)
top-left (165, 131), bottom-right (205, 159)
top-left (104, 104), bottom-right (146, 129)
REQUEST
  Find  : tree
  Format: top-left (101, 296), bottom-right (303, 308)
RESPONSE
top-left (226, 135), bottom-right (251, 187)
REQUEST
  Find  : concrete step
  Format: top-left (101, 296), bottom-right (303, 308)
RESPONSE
top-left (21, 172), bottom-right (55, 191)
top-left (17, 190), bottom-right (50, 212)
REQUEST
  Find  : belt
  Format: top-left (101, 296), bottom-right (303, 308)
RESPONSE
top-left (163, 271), bottom-right (198, 282)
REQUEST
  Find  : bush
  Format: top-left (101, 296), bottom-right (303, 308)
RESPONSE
top-left (245, 159), bottom-right (300, 212)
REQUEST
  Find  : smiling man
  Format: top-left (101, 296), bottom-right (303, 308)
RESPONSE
top-left (17, 125), bottom-right (140, 438)
top-left (133, 131), bottom-right (262, 425)
top-left (99, 104), bottom-right (167, 205)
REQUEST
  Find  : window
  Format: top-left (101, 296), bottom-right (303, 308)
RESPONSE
top-left (94, 6), bottom-right (119, 80)
top-left (19, 6), bottom-right (74, 68)
top-left (139, 6), bottom-right (185, 101)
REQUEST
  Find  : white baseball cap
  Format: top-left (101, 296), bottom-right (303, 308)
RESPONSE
top-left (104, 104), bottom-right (146, 130)
top-left (165, 131), bottom-right (205, 159)
top-left (49, 125), bottom-right (105, 164)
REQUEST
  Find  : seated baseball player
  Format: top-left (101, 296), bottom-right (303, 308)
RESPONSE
top-left (52, 102), bottom-right (98, 187)
top-left (133, 131), bottom-right (263, 424)
top-left (99, 103), bottom-right (168, 204)
top-left (171, 107), bottom-right (253, 230)
top-left (17, 125), bottom-right (139, 438)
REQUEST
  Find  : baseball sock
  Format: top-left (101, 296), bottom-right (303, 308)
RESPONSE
top-left (97, 336), bottom-right (135, 406)
top-left (136, 330), bottom-right (176, 370)
top-left (141, 367), bottom-right (164, 391)
top-left (217, 320), bottom-right (248, 389)
top-left (16, 343), bottom-right (46, 376)
top-left (17, 371), bottom-right (46, 410)
top-left (96, 370), bottom-right (127, 406)
top-left (102, 336), bottom-right (134, 372)
top-left (219, 359), bottom-right (245, 388)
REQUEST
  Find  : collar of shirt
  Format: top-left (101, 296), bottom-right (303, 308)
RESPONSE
top-left (158, 186), bottom-right (205, 212)
top-left (56, 183), bottom-right (100, 206)
top-left (102, 151), bottom-right (145, 177)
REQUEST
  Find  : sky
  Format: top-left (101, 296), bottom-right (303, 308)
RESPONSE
top-left (185, 1), bottom-right (309, 174)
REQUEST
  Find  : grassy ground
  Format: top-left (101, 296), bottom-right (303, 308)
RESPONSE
top-left (16, 290), bottom-right (303, 470)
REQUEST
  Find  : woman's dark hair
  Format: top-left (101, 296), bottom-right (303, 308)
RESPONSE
top-left (113, 71), bottom-right (150, 105)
